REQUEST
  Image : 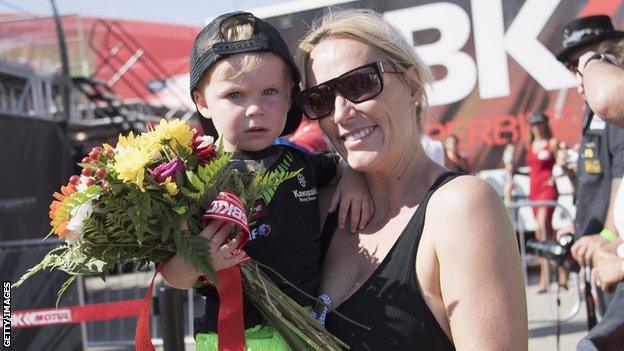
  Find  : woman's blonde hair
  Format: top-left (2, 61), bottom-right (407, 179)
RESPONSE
top-left (297, 9), bottom-right (433, 127)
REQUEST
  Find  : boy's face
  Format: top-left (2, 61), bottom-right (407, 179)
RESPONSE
top-left (194, 53), bottom-right (292, 152)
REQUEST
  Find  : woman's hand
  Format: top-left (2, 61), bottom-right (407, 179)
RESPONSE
top-left (200, 220), bottom-right (248, 271)
top-left (330, 167), bottom-right (373, 233)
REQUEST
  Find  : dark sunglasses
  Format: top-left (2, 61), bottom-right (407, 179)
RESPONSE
top-left (299, 61), bottom-right (398, 120)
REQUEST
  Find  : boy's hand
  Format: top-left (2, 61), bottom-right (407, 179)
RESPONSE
top-left (200, 220), bottom-right (247, 271)
top-left (330, 167), bottom-right (373, 233)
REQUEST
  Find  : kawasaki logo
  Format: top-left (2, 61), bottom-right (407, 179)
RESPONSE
top-left (292, 188), bottom-right (318, 203)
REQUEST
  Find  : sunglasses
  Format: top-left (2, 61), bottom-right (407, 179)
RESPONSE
top-left (299, 61), bottom-right (398, 120)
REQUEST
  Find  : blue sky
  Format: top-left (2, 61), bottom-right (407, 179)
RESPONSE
top-left (0, 0), bottom-right (291, 26)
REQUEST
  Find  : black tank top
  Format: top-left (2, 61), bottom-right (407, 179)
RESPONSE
top-left (324, 172), bottom-right (458, 351)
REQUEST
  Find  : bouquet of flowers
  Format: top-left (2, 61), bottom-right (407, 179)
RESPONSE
top-left (14, 119), bottom-right (348, 351)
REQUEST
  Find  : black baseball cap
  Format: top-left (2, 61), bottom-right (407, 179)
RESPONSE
top-left (528, 112), bottom-right (549, 125)
top-left (189, 11), bottom-right (302, 138)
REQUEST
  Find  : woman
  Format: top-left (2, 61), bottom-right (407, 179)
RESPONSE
top-left (297, 9), bottom-right (527, 350)
top-left (524, 112), bottom-right (563, 293)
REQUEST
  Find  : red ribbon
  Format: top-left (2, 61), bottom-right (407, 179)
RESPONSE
top-left (215, 265), bottom-right (246, 351)
top-left (135, 263), bottom-right (162, 351)
top-left (135, 190), bottom-right (250, 351)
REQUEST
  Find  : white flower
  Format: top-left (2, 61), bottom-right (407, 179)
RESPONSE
top-left (65, 200), bottom-right (94, 243)
top-left (196, 135), bottom-right (214, 148)
top-left (76, 175), bottom-right (91, 192)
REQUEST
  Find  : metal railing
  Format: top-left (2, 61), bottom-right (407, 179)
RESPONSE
top-left (506, 199), bottom-right (582, 323)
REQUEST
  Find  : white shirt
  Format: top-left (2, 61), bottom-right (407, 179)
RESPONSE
top-left (614, 165), bottom-right (624, 259)
top-left (421, 135), bottom-right (445, 166)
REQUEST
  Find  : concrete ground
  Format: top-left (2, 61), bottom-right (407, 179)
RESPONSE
top-left (526, 268), bottom-right (589, 351)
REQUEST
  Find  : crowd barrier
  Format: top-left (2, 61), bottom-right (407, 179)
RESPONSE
top-left (506, 199), bottom-right (582, 324)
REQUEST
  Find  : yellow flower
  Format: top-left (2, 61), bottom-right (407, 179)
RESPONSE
top-left (116, 132), bottom-right (139, 151)
top-left (148, 119), bottom-right (193, 152)
top-left (113, 147), bottom-right (150, 188)
top-left (164, 178), bottom-right (179, 195)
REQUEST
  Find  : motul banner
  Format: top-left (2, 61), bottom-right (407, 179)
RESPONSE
top-left (12, 299), bottom-right (143, 329)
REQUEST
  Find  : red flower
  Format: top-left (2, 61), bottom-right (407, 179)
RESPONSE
top-left (192, 130), bottom-right (217, 165)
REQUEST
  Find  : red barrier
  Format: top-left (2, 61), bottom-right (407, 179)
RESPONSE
top-left (12, 299), bottom-right (143, 329)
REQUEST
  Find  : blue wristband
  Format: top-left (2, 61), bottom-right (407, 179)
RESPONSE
top-left (310, 293), bottom-right (332, 325)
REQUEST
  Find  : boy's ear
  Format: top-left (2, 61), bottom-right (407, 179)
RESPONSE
top-left (192, 89), bottom-right (211, 119)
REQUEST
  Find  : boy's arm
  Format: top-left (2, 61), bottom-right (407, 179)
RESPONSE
top-left (161, 220), bottom-right (246, 289)
top-left (328, 158), bottom-right (373, 233)
top-left (310, 152), bottom-right (373, 232)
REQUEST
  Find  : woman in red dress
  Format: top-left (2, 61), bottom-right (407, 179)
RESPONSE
top-left (525, 112), bottom-right (563, 292)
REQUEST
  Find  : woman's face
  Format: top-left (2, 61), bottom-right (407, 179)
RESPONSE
top-left (530, 122), bottom-right (548, 138)
top-left (306, 37), bottom-right (419, 172)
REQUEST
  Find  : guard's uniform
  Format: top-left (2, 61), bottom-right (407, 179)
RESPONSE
top-left (574, 108), bottom-right (624, 238)
top-left (194, 145), bottom-right (338, 333)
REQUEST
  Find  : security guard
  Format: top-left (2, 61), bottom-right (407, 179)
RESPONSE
top-left (556, 15), bottom-right (624, 312)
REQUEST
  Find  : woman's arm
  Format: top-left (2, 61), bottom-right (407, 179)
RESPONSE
top-left (430, 176), bottom-right (528, 350)
top-left (549, 138), bottom-right (559, 155)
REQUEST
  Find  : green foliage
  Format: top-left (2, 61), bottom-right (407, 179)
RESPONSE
top-left (174, 229), bottom-right (217, 284)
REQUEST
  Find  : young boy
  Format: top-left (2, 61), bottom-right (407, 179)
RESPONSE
top-left (161, 11), bottom-right (372, 350)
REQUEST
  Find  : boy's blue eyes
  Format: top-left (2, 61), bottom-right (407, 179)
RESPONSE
top-left (225, 89), bottom-right (279, 99)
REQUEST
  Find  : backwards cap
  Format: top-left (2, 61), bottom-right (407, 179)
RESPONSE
top-left (189, 11), bottom-right (302, 138)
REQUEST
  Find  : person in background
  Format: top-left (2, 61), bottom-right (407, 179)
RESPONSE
top-left (502, 142), bottom-right (517, 205)
top-left (443, 134), bottom-right (470, 174)
top-left (286, 118), bottom-right (332, 153)
top-left (421, 134), bottom-right (446, 167)
top-left (556, 15), bottom-right (624, 312)
top-left (524, 112), bottom-right (564, 292)
top-left (568, 21), bottom-right (624, 351)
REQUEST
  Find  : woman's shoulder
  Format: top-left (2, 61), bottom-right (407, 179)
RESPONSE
top-left (430, 175), bottom-right (499, 208)
top-left (426, 175), bottom-right (509, 240)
